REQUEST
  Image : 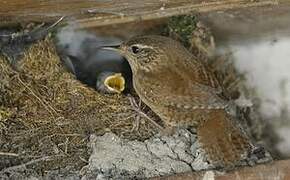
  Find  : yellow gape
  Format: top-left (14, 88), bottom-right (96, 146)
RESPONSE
top-left (104, 73), bottom-right (125, 94)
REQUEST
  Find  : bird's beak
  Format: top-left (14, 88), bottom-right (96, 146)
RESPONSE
top-left (100, 44), bottom-right (122, 53)
top-left (104, 73), bottom-right (125, 94)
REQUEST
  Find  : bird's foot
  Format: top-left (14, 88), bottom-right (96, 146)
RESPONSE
top-left (160, 126), bottom-right (176, 136)
top-left (128, 95), bottom-right (163, 131)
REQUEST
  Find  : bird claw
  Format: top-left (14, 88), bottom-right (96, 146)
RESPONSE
top-left (128, 95), bottom-right (163, 131)
top-left (130, 113), bottom-right (140, 132)
top-left (128, 95), bottom-right (143, 132)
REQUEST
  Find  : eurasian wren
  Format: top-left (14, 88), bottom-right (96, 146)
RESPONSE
top-left (105, 35), bottom-right (254, 168)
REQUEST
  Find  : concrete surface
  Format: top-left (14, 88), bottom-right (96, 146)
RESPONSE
top-left (81, 130), bottom-right (210, 179)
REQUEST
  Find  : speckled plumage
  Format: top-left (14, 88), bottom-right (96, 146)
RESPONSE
top-left (117, 35), bottom-right (253, 168)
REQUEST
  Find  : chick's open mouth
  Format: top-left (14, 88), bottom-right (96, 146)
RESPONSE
top-left (104, 73), bottom-right (126, 93)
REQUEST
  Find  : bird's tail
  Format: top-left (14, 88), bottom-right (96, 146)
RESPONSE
top-left (197, 109), bottom-right (252, 169)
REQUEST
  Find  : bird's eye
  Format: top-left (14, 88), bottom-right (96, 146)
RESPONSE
top-left (131, 46), bottom-right (140, 54)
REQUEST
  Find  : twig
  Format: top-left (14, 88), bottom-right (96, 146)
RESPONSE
top-left (0, 16), bottom-right (65, 38)
top-left (79, 156), bottom-right (88, 163)
top-left (0, 152), bottom-right (19, 157)
top-left (0, 156), bottom-right (53, 173)
top-left (16, 75), bottom-right (57, 117)
top-left (45, 16), bottom-right (65, 31)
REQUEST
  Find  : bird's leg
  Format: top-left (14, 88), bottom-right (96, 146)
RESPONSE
top-left (128, 95), bottom-right (164, 131)
top-left (160, 124), bottom-right (176, 136)
top-left (128, 95), bottom-right (141, 131)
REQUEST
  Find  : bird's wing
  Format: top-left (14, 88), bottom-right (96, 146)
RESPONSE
top-left (148, 66), bottom-right (228, 111)
top-left (161, 83), bottom-right (228, 110)
top-left (186, 55), bottom-right (222, 91)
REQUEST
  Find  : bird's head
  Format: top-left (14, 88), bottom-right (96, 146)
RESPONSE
top-left (102, 35), bottom-right (178, 74)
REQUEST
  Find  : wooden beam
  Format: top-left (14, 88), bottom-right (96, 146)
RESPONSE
top-left (0, 0), bottom-right (278, 28)
top-left (153, 160), bottom-right (290, 180)
top-left (200, 1), bottom-right (290, 44)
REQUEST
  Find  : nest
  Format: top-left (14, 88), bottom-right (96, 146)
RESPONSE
top-left (0, 38), bottom-right (158, 172)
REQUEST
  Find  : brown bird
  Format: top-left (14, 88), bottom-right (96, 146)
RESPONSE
top-left (104, 35), bottom-right (253, 169)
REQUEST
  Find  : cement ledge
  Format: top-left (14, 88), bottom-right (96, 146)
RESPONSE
top-left (154, 160), bottom-right (290, 180)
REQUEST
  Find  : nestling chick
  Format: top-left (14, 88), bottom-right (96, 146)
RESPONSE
top-left (56, 30), bottom-right (132, 94)
top-left (96, 72), bottom-right (125, 94)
